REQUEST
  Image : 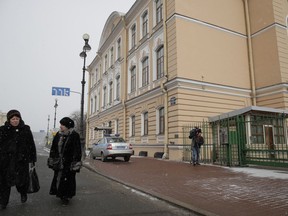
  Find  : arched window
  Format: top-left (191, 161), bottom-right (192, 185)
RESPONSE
top-left (103, 86), bottom-right (107, 108)
top-left (116, 75), bottom-right (120, 100)
top-left (155, 0), bottom-right (163, 24)
top-left (130, 66), bottom-right (136, 92)
top-left (142, 57), bottom-right (149, 86)
top-left (131, 24), bottom-right (136, 49)
top-left (117, 38), bottom-right (121, 60)
top-left (142, 10), bottom-right (148, 37)
top-left (156, 45), bottom-right (164, 79)
top-left (109, 81), bottom-right (113, 104)
top-left (130, 115), bottom-right (136, 137)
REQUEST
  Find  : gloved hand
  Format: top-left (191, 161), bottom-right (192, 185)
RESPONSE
top-left (29, 162), bottom-right (35, 170)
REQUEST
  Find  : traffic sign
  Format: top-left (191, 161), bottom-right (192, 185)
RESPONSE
top-left (52, 87), bottom-right (70, 96)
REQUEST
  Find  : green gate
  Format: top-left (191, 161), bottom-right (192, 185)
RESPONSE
top-left (183, 112), bottom-right (288, 168)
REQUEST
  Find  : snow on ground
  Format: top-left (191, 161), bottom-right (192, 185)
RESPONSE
top-left (226, 167), bottom-right (288, 179)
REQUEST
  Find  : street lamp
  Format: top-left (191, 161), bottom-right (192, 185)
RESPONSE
top-left (79, 33), bottom-right (91, 157)
top-left (53, 99), bottom-right (58, 128)
top-left (46, 115), bottom-right (50, 146)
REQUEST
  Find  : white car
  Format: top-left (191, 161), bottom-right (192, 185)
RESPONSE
top-left (90, 134), bottom-right (133, 162)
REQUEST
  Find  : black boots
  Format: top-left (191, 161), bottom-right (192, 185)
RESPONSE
top-left (61, 197), bottom-right (69, 206)
top-left (21, 193), bottom-right (27, 203)
top-left (0, 193), bottom-right (27, 210)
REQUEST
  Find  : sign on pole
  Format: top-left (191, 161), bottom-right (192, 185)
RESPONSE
top-left (52, 87), bottom-right (70, 96)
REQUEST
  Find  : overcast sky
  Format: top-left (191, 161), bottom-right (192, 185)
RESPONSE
top-left (0, 0), bottom-right (135, 132)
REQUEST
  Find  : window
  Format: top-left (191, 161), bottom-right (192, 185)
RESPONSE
top-left (159, 107), bottom-right (165, 134)
top-left (250, 115), bottom-right (285, 144)
top-left (273, 119), bottom-right (284, 144)
top-left (142, 11), bottom-right (148, 37)
top-left (93, 96), bottom-right (97, 113)
top-left (90, 98), bottom-right (93, 114)
top-left (131, 24), bottom-right (136, 48)
top-left (109, 81), bottom-right (113, 104)
top-left (142, 57), bottom-right (149, 86)
top-left (250, 116), bottom-right (266, 143)
top-left (95, 69), bottom-right (98, 82)
top-left (117, 38), bottom-right (121, 60)
top-left (131, 115), bottom-right (135, 137)
top-left (103, 86), bottom-right (107, 107)
top-left (131, 66), bottom-right (136, 92)
top-left (144, 112), bottom-right (148, 135)
top-left (104, 54), bottom-right (108, 71)
top-left (116, 75), bottom-right (120, 100)
top-left (97, 92), bottom-right (100, 110)
top-left (156, 45), bottom-right (164, 79)
top-left (110, 47), bottom-right (114, 67)
top-left (91, 73), bottom-right (95, 86)
top-left (94, 96), bottom-right (97, 112)
top-left (156, 0), bottom-right (163, 24)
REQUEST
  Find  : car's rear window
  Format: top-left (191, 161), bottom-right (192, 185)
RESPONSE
top-left (107, 137), bottom-right (125, 143)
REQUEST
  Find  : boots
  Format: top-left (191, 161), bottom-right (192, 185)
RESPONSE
top-left (21, 193), bottom-right (27, 203)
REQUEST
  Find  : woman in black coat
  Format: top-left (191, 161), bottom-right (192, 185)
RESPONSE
top-left (48, 117), bottom-right (82, 205)
top-left (0, 110), bottom-right (37, 209)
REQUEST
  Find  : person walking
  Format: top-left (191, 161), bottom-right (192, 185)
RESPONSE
top-left (48, 117), bottom-right (82, 205)
top-left (191, 128), bottom-right (204, 166)
top-left (0, 110), bottom-right (37, 209)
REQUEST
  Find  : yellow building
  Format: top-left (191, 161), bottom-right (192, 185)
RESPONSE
top-left (0, 111), bottom-right (6, 126)
top-left (86, 0), bottom-right (288, 161)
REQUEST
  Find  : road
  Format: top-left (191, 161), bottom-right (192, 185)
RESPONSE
top-left (0, 141), bottom-right (196, 216)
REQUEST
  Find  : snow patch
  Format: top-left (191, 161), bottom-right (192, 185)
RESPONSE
top-left (227, 167), bottom-right (288, 179)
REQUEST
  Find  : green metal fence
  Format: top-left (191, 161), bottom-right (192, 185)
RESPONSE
top-left (183, 113), bottom-right (288, 168)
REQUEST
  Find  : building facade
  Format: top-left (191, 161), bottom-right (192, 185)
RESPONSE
top-left (86, 0), bottom-right (288, 161)
top-left (0, 111), bottom-right (6, 126)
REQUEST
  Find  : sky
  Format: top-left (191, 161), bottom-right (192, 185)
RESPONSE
top-left (0, 0), bottom-right (136, 132)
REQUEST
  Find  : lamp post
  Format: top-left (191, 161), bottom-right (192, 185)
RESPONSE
top-left (79, 33), bottom-right (91, 157)
top-left (46, 115), bottom-right (50, 147)
top-left (53, 99), bottom-right (58, 128)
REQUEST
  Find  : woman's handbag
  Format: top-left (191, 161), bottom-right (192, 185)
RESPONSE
top-left (27, 165), bottom-right (40, 193)
top-left (47, 157), bottom-right (61, 170)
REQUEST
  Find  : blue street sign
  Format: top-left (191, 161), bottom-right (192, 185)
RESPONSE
top-left (52, 87), bottom-right (70, 96)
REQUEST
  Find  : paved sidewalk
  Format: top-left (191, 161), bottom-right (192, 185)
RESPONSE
top-left (83, 156), bottom-right (288, 216)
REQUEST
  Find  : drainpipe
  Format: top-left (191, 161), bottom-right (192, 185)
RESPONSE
top-left (162, 84), bottom-right (169, 159)
top-left (243, 0), bottom-right (257, 106)
top-left (122, 16), bottom-right (127, 140)
top-left (162, 0), bottom-right (169, 159)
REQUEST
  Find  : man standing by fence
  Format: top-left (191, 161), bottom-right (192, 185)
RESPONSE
top-left (189, 127), bottom-right (204, 166)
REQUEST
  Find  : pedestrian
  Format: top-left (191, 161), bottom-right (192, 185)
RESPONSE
top-left (0, 109), bottom-right (37, 209)
top-left (190, 128), bottom-right (204, 166)
top-left (48, 117), bottom-right (82, 206)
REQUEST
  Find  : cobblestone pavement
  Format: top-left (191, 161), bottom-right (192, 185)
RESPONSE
top-left (83, 156), bottom-right (288, 216)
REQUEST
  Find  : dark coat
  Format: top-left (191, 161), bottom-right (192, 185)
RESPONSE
top-left (192, 135), bottom-right (204, 149)
top-left (49, 130), bottom-right (81, 199)
top-left (0, 120), bottom-right (37, 188)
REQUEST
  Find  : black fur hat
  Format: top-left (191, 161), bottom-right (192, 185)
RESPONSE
top-left (7, 109), bottom-right (22, 121)
top-left (60, 117), bottom-right (75, 129)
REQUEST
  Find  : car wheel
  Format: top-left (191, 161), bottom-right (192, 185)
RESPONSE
top-left (112, 156), bottom-right (116, 160)
top-left (101, 153), bottom-right (107, 162)
top-left (124, 156), bottom-right (130, 162)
